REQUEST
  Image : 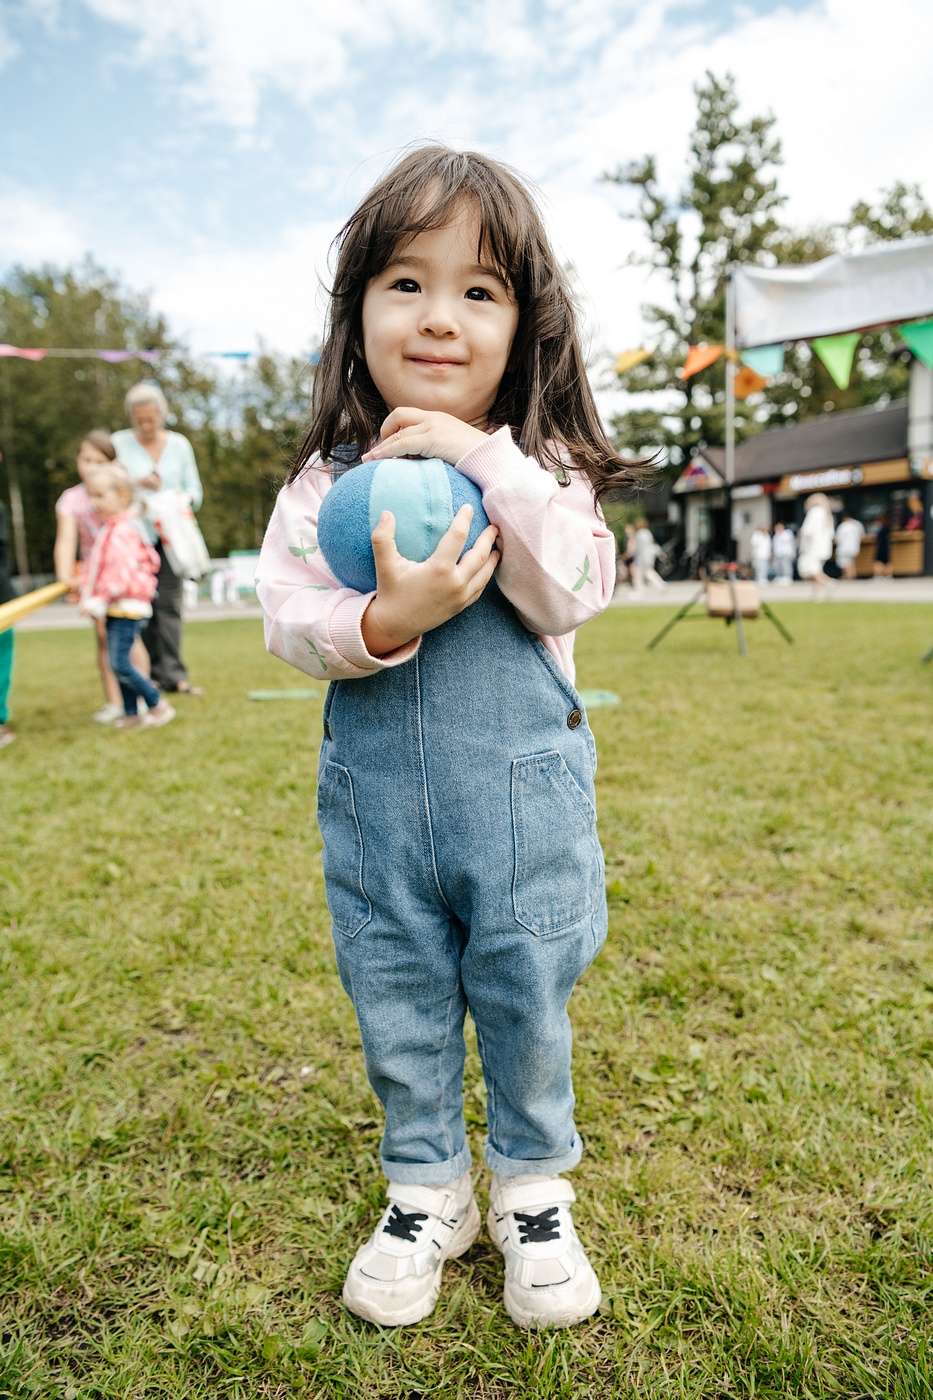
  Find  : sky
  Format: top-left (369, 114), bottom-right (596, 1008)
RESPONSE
top-left (2, 0), bottom-right (931, 391)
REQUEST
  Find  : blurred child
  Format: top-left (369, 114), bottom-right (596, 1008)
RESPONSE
top-left (55, 430), bottom-right (151, 723)
top-left (79, 465), bottom-right (175, 730)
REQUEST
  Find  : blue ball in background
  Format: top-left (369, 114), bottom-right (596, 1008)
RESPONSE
top-left (317, 458), bottom-right (490, 594)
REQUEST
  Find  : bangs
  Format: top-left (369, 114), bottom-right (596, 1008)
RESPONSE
top-left (340, 148), bottom-right (539, 303)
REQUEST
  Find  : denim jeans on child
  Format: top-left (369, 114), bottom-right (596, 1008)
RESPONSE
top-left (317, 580), bottom-right (608, 1186)
top-left (106, 616), bottom-right (160, 716)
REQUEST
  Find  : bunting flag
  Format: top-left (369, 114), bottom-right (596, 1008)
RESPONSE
top-left (812, 332), bottom-right (860, 390)
top-left (0, 345), bottom-right (47, 360)
top-left (0, 344), bottom-right (158, 362)
top-left (741, 344), bottom-right (784, 378)
top-left (679, 344), bottom-right (724, 379)
top-left (614, 347), bottom-right (652, 374)
top-left (733, 365), bottom-right (768, 399)
top-left (898, 318), bottom-right (933, 371)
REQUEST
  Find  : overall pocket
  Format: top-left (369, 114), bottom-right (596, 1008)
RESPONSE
top-left (510, 750), bottom-right (602, 936)
top-left (317, 760), bottom-right (372, 938)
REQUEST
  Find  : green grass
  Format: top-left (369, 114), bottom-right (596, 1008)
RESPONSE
top-left (2, 603), bottom-right (933, 1398)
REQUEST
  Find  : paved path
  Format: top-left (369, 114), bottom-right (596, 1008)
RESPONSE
top-left (610, 578), bottom-right (933, 607)
top-left (18, 601), bottom-right (267, 632)
top-left (15, 578), bottom-right (933, 632)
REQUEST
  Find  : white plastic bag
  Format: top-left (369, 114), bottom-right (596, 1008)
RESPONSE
top-left (144, 490), bottom-right (211, 580)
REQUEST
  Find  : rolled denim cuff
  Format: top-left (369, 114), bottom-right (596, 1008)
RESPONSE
top-left (484, 1132), bottom-right (584, 1179)
top-left (380, 1143), bottom-right (472, 1187)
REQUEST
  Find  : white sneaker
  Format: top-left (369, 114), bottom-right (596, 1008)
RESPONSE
top-left (92, 703), bottom-right (123, 725)
top-left (342, 1174), bottom-right (479, 1326)
top-left (487, 1175), bottom-right (601, 1328)
top-left (143, 700), bottom-right (176, 729)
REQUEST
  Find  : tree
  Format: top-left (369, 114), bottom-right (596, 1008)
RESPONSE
top-left (604, 74), bottom-right (930, 465)
top-left (190, 349), bottom-right (313, 556)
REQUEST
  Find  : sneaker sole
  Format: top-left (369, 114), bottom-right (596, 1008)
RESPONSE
top-left (486, 1206), bottom-right (602, 1329)
top-left (343, 1197), bottom-right (481, 1327)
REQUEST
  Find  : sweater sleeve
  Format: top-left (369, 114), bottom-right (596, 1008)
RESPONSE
top-left (176, 435), bottom-right (204, 512)
top-left (256, 464), bottom-right (421, 681)
top-left (455, 427), bottom-right (616, 637)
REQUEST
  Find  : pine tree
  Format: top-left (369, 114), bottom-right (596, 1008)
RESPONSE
top-left (605, 75), bottom-right (932, 464)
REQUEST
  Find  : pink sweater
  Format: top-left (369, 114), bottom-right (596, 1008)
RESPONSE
top-left (80, 512), bottom-right (160, 619)
top-left (257, 427), bottom-right (617, 685)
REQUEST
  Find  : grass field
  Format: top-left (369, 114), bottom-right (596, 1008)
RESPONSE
top-left (2, 603), bottom-right (933, 1399)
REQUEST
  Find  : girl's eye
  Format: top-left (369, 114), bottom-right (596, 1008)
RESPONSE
top-left (392, 278), bottom-right (420, 293)
top-left (465, 287), bottom-right (493, 301)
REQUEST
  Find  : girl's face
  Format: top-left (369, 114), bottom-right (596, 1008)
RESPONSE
top-left (361, 203), bottom-right (519, 430)
top-left (86, 478), bottom-right (131, 519)
top-left (76, 441), bottom-right (111, 481)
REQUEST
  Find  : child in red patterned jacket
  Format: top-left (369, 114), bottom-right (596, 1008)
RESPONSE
top-left (80, 464), bottom-right (175, 730)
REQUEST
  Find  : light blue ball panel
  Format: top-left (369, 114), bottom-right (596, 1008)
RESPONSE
top-left (368, 459), bottom-right (454, 564)
top-left (317, 458), bottom-right (490, 594)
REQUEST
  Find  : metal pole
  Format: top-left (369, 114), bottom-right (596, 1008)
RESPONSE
top-left (724, 271), bottom-right (736, 562)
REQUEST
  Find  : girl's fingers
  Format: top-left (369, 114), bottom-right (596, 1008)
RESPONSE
top-left (432, 505), bottom-right (474, 563)
top-left (370, 511), bottom-right (401, 578)
top-left (457, 523), bottom-right (499, 574)
top-left (362, 427), bottom-right (427, 462)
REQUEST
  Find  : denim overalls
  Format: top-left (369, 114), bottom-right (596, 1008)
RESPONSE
top-left (317, 580), bottom-right (608, 1186)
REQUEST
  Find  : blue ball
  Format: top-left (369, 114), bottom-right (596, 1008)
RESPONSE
top-left (317, 458), bottom-right (490, 594)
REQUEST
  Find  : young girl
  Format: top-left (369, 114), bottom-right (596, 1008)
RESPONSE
top-left (258, 146), bottom-right (630, 1330)
top-left (55, 430), bottom-right (151, 723)
top-left (79, 465), bottom-right (175, 730)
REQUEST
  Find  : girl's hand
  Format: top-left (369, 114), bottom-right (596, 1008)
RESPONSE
top-left (361, 505), bottom-right (499, 656)
top-left (139, 470), bottom-right (162, 490)
top-left (361, 408), bottom-right (487, 466)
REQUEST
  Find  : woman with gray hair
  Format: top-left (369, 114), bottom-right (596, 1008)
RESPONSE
top-left (111, 383), bottom-right (205, 694)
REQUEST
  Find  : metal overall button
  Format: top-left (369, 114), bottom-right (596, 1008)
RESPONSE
top-left (567, 708), bottom-right (582, 730)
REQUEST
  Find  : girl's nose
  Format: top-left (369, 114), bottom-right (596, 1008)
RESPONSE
top-left (418, 297), bottom-right (459, 337)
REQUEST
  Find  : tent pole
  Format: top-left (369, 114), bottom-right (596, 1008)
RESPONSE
top-left (725, 270), bottom-right (736, 561)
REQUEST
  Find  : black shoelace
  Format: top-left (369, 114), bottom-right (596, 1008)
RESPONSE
top-left (515, 1206), bottom-right (561, 1244)
top-left (383, 1205), bottom-right (429, 1242)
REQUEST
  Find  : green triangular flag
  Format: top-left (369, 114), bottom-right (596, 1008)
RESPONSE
top-left (899, 319), bottom-right (933, 371)
top-left (741, 344), bottom-right (784, 378)
top-left (812, 332), bottom-right (860, 390)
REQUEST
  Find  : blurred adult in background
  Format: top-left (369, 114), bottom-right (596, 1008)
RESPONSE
top-left (749, 523), bottom-right (772, 584)
top-left (771, 522), bottom-right (796, 585)
top-left (55, 429), bottom-right (151, 724)
top-left (0, 499), bottom-right (15, 748)
top-left (834, 510), bottom-right (865, 581)
top-left (797, 494), bottom-right (835, 595)
top-left (872, 513), bottom-right (893, 580)
top-left (904, 491), bottom-right (924, 531)
top-left (111, 384), bottom-right (204, 695)
top-left (630, 518), bottom-right (668, 595)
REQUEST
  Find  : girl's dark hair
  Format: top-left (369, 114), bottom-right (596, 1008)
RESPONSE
top-left (81, 429), bottom-right (116, 460)
top-left (291, 145), bottom-right (636, 502)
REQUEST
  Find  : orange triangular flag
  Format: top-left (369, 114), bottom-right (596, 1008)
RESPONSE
top-left (734, 365), bottom-right (767, 398)
top-left (679, 344), bottom-right (724, 379)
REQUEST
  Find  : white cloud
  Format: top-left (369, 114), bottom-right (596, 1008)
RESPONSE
top-left (0, 184), bottom-right (87, 267)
